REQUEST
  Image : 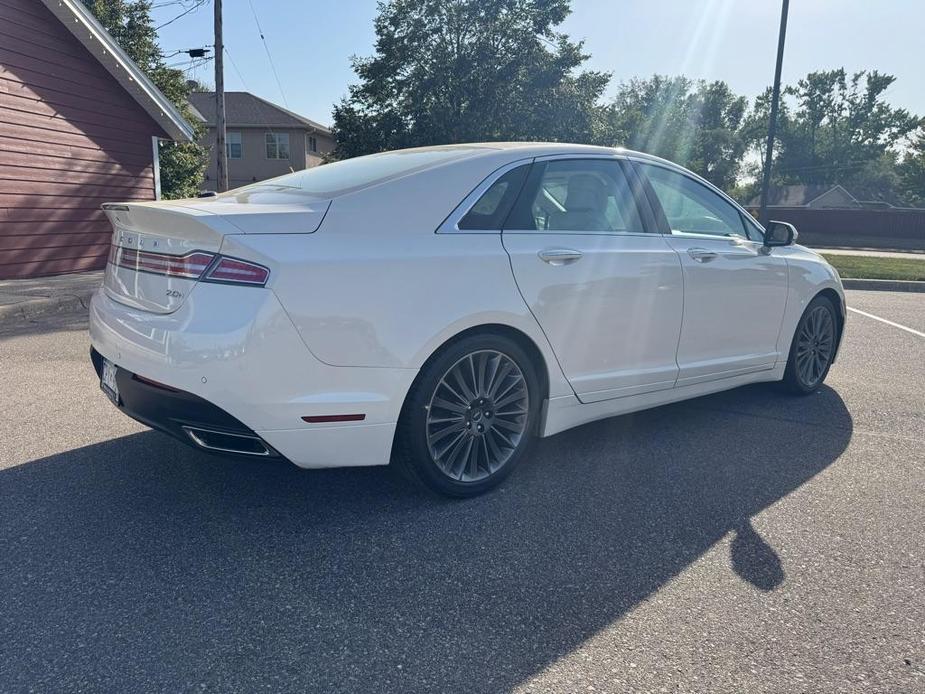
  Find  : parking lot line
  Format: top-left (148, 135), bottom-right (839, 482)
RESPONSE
top-left (847, 306), bottom-right (925, 338)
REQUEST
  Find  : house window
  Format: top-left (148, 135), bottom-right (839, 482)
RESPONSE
top-left (265, 132), bottom-right (290, 160)
top-left (226, 131), bottom-right (242, 159)
top-left (308, 135), bottom-right (318, 153)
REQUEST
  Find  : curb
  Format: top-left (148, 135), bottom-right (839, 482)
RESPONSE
top-left (0, 279), bottom-right (920, 325)
top-left (842, 278), bottom-right (925, 293)
top-left (0, 292), bottom-right (92, 324)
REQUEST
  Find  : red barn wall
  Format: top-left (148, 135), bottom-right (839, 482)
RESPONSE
top-left (0, 0), bottom-right (167, 279)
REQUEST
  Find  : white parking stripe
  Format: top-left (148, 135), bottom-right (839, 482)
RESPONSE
top-left (847, 306), bottom-right (925, 338)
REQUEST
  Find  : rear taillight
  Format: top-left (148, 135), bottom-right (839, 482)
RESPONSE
top-left (203, 256), bottom-right (270, 285)
top-left (113, 247), bottom-right (215, 280)
top-left (110, 246), bottom-right (269, 286)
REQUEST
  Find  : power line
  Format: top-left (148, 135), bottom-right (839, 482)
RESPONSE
top-left (246, 0), bottom-right (289, 108)
top-left (168, 56), bottom-right (213, 72)
top-left (151, 0), bottom-right (193, 8)
top-left (223, 45), bottom-right (280, 138)
top-left (156, 0), bottom-right (208, 31)
top-left (162, 47), bottom-right (211, 59)
top-left (223, 46), bottom-right (248, 90)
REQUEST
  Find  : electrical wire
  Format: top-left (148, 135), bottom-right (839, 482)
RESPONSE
top-left (223, 45), bottom-right (281, 140)
top-left (223, 46), bottom-right (248, 91)
top-left (245, 0), bottom-right (290, 108)
top-left (156, 0), bottom-right (208, 30)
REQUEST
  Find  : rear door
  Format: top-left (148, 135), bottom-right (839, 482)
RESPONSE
top-left (501, 156), bottom-right (684, 403)
top-left (634, 161), bottom-right (789, 386)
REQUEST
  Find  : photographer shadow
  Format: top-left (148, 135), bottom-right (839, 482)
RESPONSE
top-left (0, 384), bottom-right (851, 692)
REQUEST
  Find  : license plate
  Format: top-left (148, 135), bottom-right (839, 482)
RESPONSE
top-left (101, 358), bottom-right (120, 405)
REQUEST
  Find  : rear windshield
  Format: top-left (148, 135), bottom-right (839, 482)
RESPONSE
top-left (252, 147), bottom-right (488, 197)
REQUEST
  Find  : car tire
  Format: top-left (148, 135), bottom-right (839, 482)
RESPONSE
top-left (392, 333), bottom-right (541, 497)
top-left (781, 294), bottom-right (839, 395)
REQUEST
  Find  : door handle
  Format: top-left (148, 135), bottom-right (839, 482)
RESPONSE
top-left (687, 247), bottom-right (718, 263)
top-left (538, 248), bottom-right (583, 266)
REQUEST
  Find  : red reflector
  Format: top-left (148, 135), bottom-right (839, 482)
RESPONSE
top-left (204, 257), bottom-right (270, 286)
top-left (301, 414), bottom-right (366, 423)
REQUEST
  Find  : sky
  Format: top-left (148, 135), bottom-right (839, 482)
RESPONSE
top-left (152, 0), bottom-right (925, 128)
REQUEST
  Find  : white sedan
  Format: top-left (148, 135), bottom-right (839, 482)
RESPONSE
top-left (89, 143), bottom-right (845, 496)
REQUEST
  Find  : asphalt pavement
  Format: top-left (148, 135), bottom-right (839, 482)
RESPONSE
top-left (1, 290), bottom-right (922, 693)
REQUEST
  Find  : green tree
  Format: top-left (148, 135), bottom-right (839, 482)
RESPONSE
top-left (746, 70), bottom-right (922, 199)
top-left (332, 0), bottom-right (611, 158)
top-left (599, 75), bottom-right (748, 191)
top-left (898, 131), bottom-right (925, 207)
top-left (81, 0), bottom-right (207, 199)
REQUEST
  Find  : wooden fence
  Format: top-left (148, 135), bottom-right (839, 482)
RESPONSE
top-left (748, 207), bottom-right (925, 251)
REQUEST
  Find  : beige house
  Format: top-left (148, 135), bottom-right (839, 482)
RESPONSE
top-left (188, 91), bottom-right (335, 190)
top-left (745, 184), bottom-right (906, 210)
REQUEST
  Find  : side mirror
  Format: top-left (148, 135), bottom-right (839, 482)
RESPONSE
top-left (764, 220), bottom-right (798, 247)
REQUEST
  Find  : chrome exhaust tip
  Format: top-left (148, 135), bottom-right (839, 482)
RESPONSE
top-left (182, 426), bottom-right (275, 457)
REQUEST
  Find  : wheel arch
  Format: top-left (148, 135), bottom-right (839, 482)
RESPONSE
top-left (392, 322), bottom-right (554, 456)
top-left (409, 323), bottom-right (551, 405)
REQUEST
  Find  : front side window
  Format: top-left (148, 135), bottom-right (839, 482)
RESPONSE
top-left (265, 132), bottom-right (290, 160)
top-left (505, 159), bottom-right (644, 233)
top-left (637, 163), bottom-right (755, 239)
top-left (226, 131), bottom-right (242, 159)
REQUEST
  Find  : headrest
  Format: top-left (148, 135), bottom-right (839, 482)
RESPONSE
top-left (565, 174), bottom-right (607, 212)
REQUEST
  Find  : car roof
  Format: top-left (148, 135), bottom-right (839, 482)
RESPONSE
top-left (394, 142), bottom-right (676, 166)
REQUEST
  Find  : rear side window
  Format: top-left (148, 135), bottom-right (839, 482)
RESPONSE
top-left (504, 159), bottom-right (645, 233)
top-left (458, 165), bottom-right (530, 230)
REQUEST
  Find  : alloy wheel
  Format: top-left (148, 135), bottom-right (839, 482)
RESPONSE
top-left (425, 350), bottom-right (529, 482)
top-left (795, 305), bottom-right (835, 388)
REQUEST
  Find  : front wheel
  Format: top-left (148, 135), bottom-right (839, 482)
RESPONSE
top-left (782, 295), bottom-right (839, 394)
top-left (393, 334), bottom-right (540, 497)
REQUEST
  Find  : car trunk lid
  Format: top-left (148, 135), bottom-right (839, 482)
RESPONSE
top-left (101, 187), bottom-right (330, 314)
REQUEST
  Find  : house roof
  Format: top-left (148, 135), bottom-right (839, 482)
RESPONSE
top-left (188, 92), bottom-right (331, 133)
top-left (37, 0), bottom-right (194, 142)
top-left (847, 185), bottom-right (907, 208)
top-left (746, 183), bottom-right (910, 209)
top-left (745, 184), bottom-right (856, 208)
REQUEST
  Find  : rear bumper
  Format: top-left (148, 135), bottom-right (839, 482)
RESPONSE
top-left (88, 284), bottom-right (417, 468)
top-left (90, 347), bottom-right (278, 458)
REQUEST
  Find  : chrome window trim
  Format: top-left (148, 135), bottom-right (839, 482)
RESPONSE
top-left (532, 152), bottom-right (626, 162)
top-left (666, 230), bottom-right (764, 245)
top-left (501, 230), bottom-right (656, 238)
top-left (436, 157), bottom-right (535, 234)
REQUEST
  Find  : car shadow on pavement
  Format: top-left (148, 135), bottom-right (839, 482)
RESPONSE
top-left (1, 384), bottom-right (852, 692)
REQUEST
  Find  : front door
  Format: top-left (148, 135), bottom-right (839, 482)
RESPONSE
top-left (502, 157), bottom-right (684, 403)
top-left (634, 162), bottom-right (789, 386)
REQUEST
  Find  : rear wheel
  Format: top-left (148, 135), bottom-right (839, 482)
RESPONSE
top-left (393, 334), bottom-right (540, 497)
top-left (782, 295), bottom-right (838, 394)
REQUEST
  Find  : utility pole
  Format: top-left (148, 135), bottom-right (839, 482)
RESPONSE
top-left (214, 0), bottom-right (228, 192)
top-left (758, 0), bottom-right (790, 227)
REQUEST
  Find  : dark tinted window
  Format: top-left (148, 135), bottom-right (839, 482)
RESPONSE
top-left (504, 159), bottom-right (645, 233)
top-left (458, 165), bottom-right (530, 230)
